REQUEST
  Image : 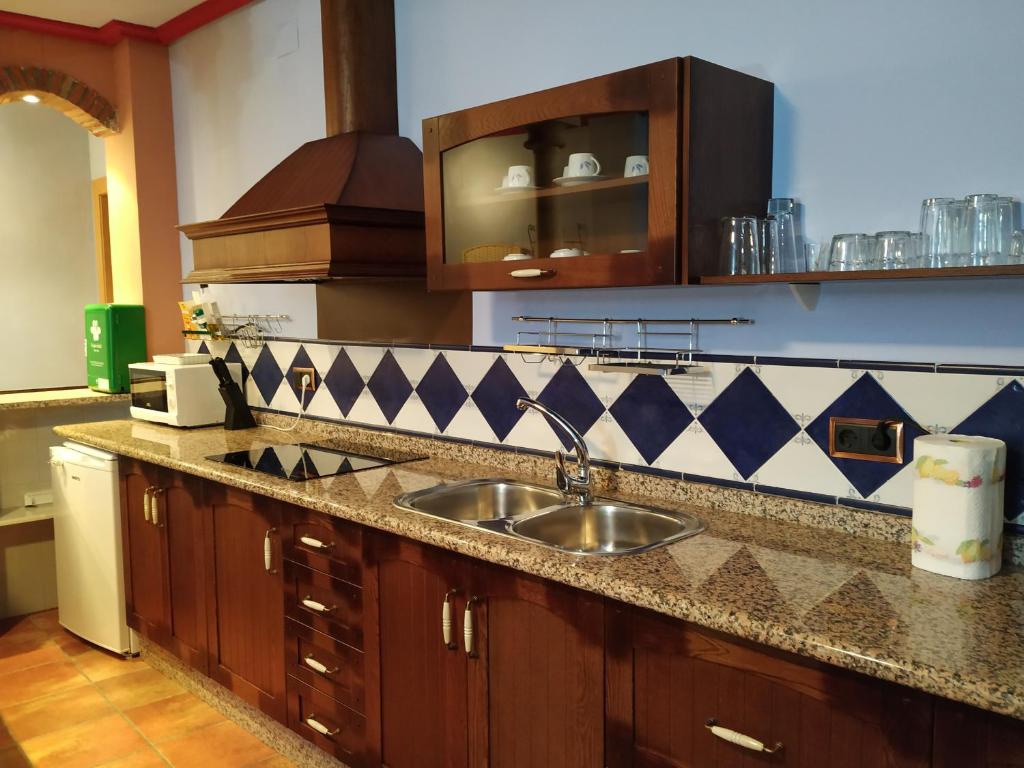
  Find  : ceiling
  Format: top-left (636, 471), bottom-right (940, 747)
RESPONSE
top-left (0, 1), bottom-right (203, 28)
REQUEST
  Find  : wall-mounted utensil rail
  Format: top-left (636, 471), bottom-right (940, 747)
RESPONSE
top-left (182, 313), bottom-right (291, 348)
top-left (504, 316), bottom-right (754, 375)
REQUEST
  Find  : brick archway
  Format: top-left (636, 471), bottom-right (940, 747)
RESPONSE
top-left (0, 65), bottom-right (118, 136)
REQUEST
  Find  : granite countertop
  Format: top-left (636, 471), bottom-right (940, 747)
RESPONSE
top-left (55, 418), bottom-right (1024, 721)
top-left (0, 387), bottom-right (129, 411)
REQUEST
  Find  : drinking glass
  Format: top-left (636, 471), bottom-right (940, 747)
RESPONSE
top-left (910, 233), bottom-right (929, 269)
top-left (875, 231), bottom-right (915, 270)
top-left (719, 217), bottom-right (761, 275)
top-left (1011, 230), bottom-right (1024, 265)
top-left (804, 242), bottom-right (822, 272)
top-left (965, 193), bottom-right (1000, 266)
top-left (761, 216), bottom-right (783, 274)
top-left (919, 197), bottom-right (958, 268)
top-left (767, 198), bottom-right (802, 273)
top-left (828, 234), bottom-right (876, 271)
top-left (994, 197), bottom-right (1018, 265)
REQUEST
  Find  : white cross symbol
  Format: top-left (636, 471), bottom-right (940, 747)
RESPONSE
top-left (90, 320), bottom-right (102, 342)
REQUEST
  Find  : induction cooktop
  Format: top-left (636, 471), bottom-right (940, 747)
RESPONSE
top-left (206, 442), bottom-right (424, 481)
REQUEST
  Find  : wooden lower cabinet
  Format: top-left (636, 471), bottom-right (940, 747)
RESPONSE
top-left (204, 483), bottom-right (287, 722)
top-left (120, 460), bottom-right (167, 638)
top-left (606, 605), bottom-right (933, 767)
top-left (933, 700), bottom-right (1024, 767)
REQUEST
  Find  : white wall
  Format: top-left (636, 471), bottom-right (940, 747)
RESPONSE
top-left (0, 103), bottom-right (97, 390)
top-left (395, 0), bottom-right (1024, 364)
top-left (170, 0), bottom-right (326, 338)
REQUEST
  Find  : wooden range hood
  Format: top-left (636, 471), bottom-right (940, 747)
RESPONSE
top-left (179, 0), bottom-right (427, 284)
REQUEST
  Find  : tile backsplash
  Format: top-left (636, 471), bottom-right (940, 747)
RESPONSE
top-left (192, 338), bottom-right (1024, 533)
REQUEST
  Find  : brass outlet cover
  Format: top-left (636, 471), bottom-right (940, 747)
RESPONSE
top-left (292, 367), bottom-right (317, 393)
top-left (828, 417), bottom-right (904, 464)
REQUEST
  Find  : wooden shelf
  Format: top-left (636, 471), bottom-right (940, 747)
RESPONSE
top-left (463, 175), bottom-right (649, 207)
top-left (700, 264), bottom-right (1024, 285)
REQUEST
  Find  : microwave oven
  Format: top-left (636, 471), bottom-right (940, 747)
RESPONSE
top-left (128, 361), bottom-right (242, 427)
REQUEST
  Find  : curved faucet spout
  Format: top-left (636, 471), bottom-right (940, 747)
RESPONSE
top-left (516, 398), bottom-right (592, 505)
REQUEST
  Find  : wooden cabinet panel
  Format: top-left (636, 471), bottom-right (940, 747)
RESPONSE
top-left (606, 605), bottom-right (932, 768)
top-left (285, 618), bottom-right (364, 713)
top-left (282, 507), bottom-right (363, 586)
top-left (205, 485), bottom-right (286, 722)
top-left (284, 560), bottom-right (363, 649)
top-left (933, 699), bottom-right (1024, 767)
top-left (467, 563), bottom-right (605, 768)
top-left (287, 675), bottom-right (367, 767)
top-left (159, 473), bottom-right (207, 672)
top-left (119, 461), bottom-right (167, 637)
top-left (371, 535), bottom-right (469, 768)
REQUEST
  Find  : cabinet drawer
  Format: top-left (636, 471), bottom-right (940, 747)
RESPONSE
top-left (284, 560), bottom-right (362, 649)
top-left (287, 675), bottom-right (365, 767)
top-left (285, 618), bottom-right (364, 713)
top-left (282, 510), bottom-right (362, 585)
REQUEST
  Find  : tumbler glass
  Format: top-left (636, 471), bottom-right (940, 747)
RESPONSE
top-left (994, 197), bottom-right (1018, 265)
top-left (719, 217), bottom-right (761, 275)
top-left (762, 216), bottom-right (783, 274)
top-left (965, 193), bottom-right (1000, 266)
top-left (919, 197), bottom-right (958, 268)
top-left (1011, 231), bottom-right (1024, 265)
top-left (875, 231), bottom-right (915, 270)
top-left (767, 198), bottom-right (803, 273)
top-left (828, 234), bottom-right (876, 271)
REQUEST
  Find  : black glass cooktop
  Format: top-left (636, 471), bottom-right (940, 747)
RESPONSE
top-left (206, 442), bottom-right (423, 481)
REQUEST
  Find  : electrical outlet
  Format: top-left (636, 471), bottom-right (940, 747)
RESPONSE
top-left (292, 367), bottom-right (317, 393)
top-left (828, 417), bottom-right (904, 464)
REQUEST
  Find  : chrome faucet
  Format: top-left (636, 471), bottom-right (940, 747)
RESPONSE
top-left (516, 398), bottom-right (593, 506)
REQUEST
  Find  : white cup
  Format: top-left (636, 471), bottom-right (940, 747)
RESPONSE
top-left (506, 165), bottom-right (533, 188)
top-left (624, 155), bottom-right (649, 178)
top-left (502, 253), bottom-right (530, 261)
top-left (550, 247), bottom-right (584, 258)
top-left (566, 153), bottom-right (601, 178)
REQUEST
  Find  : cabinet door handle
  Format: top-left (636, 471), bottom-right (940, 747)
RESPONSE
top-left (463, 596), bottom-right (479, 657)
top-left (705, 719), bottom-right (782, 754)
top-left (299, 535), bottom-right (334, 551)
top-left (150, 489), bottom-right (163, 527)
top-left (303, 654), bottom-right (339, 676)
top-left (264, 528), bottom-right (277, 574)
top-left (442, 589), bottom-right (458, 649)
top-left (509, 268), bottom-right (554, 279)
top-left (143, 487), bottom-right (153, 522)
top-left (306, 715), bottom-right (339, 737)
top-left (302, 596), bottom-right (335, 614)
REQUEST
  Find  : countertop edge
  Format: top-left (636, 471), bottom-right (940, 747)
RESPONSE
top-left (0, 389), bottom-right (130, 411)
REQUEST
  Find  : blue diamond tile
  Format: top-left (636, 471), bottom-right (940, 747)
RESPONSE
top-left (367, 350), bottom-right (413, 424)
top-left (416, 354), bottom-right (468, 432)
top-left (287, 345), bottom-right (318, 403)
top-left (699, 368), bottom-right (799, 479)
top-left (471, 357), bottom-right (528, 441)
top-left (223, 343), bottom-right (248, 387)
top-left (806, 373), bottom-right (927, 497)
top-left (610, 376), bottom-right (694, 464)
top-left (197, 341), bottom-right (210, 355)
top-left (954, 380), bottom-right (1024, 523)
top-left (323, 349), bottom-right (364, 417)
top-left (250, 344), bottom-right (284, 405)
top-left (537, 363), bottom-right (605, 450)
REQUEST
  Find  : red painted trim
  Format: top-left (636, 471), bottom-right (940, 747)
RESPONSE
top-left (156, 0), bottom-right (253, 44)
top-left (0, 1), bottom-right (253, 47)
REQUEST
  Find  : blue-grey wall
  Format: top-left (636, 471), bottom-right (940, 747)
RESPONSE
top-left (394, 0), bottom-right (1024, 364)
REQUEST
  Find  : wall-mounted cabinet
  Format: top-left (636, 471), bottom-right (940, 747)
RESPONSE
top-left (423, 57), bottom-right (773, 291)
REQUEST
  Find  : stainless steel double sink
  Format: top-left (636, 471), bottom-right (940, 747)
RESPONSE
top-left (393, 478), bottom-right (704, 556)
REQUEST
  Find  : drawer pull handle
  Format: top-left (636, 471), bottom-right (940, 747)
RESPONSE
top-left (264, 528), bottom-right (277, 574)
top-left (299, 535), bottom-right (334, 550)
top-left (705, 719), bottom-right (782, 754)
top-left (302, 596), bottom-right (335, 614)
top-left (510, 268), bottom-right (554, 279)
top-left (303, 654), bottom-right (339, 676)
top-left (306, 715), bottom-right (339, 737)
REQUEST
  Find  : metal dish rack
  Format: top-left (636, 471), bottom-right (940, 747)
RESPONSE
top-left (182, 313), bottom-right (291, 348)
top-left (504, 316), bottom-right (754, 376)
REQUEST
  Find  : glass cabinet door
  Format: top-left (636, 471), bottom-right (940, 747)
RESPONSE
top-left (440, 112), bottom-right (649, 268)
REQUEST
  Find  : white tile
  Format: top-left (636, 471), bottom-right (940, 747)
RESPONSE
top-left (446, 402), bottom-right (497, 443)
top-left (873, 463), bottom-right (915, 508)
top-left (504, 352), bottom-right (559, 400)
top-left (581, 365), bottom-right (634, 409)
top-left (205, 339), bottom-right (232, 359)
top-left (669, 362), bottom-right (744, 419)
top-left (304, 342), bottom-right (341, 378)
top-left (346, 389), bottom-right (387, 428)
top-left (586, 414), bottom-right (644, 466)
top-left (392, 394), bottom-right (437, 434)
top-left (754, 437), bottom-right (850, 497)
top-left (392, 347), bottom-right (436, 388)
top-left (244, 375), bottom-right (267, 409)
top-left (304, 385), bottom-right (342, 422)
top-left (267, 340), bottom-right (301, 373)
top-left (877, 370), bottom-right (1005, 434)
top-left (268, 380), bottom-right (300, 413)
top-left (445, 350), bottom-right (497, 392)
top-left (504, 408), bottom-right (559, 453)
top-left (757, 364), bottom-right (853, 427)
top-left (345, 345), bottom-right (385, 381)
top-left (657, 424), bottom-right (738, 480)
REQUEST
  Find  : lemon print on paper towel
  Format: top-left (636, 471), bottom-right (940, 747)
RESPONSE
top-left (955, 539), bottom-right (993, 564)
top-left (915, 456), bottom-right (961, 485)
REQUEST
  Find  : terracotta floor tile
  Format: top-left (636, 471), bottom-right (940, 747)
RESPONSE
top-left (19, 712), bottom-right (149, 768)
top-left (97, 667), bottom-right (186, 710)
top-left (73, 646), bottom-right (146, 683)
top-left (95, 749), bottom-right (171, 767)
top-left (157, 720), bottom-right (276, 768)
top-left (0, 745), bottom-right (33, 767)
top-left (0, 620), bottom-right (48, 652)
top-left (247, 755), bottom-right (297, 767)
top-left (0, 661), bottom-right (90, 708)
top-left (124, 692), bottom-right (225, 744)
top-left (26, 610), bottom-right (62, 636)
top-left (52, 629), bottom-right (93, 657)
top-left (0, 686), bottom-right (114, 745)
top-left (0, 639), bottom-right (64, 676)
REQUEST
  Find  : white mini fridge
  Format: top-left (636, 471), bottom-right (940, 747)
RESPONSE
top-left (50, 442), bottom-right (138, 655)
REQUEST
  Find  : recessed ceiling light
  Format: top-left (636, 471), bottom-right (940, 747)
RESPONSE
top-left (22, 94), bottom-right (41, 104)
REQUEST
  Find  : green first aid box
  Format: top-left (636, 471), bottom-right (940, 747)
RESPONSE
top-left (85, 304), bottom-right (147, 393)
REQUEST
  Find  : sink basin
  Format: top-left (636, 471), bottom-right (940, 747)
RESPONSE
top-left (394, 479), bottom-right (564, 525)
top-left (509, 501), bottom-right (703, 555)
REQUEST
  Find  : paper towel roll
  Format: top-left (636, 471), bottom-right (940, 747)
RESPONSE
top-left (912, 434), bottom-right (1006, 580)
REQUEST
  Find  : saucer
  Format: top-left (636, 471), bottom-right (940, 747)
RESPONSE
top-left (550, 250), bottom-right (590, 259)
top-left (494, 185), bottom-right (539, 193)
top-left (502, 254), bottom-right (531, 261)
top-left (553, 175), bottom-right (608, 187)
top-left (618, 249), bottom-right (643, 254)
